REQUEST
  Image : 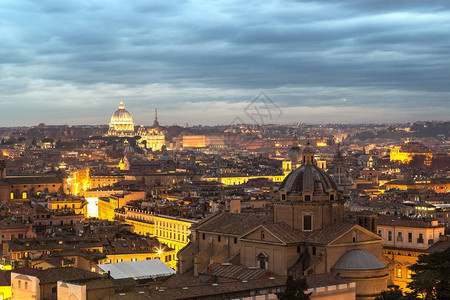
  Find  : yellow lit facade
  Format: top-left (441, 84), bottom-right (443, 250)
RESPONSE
top-left (138, 126), bottom-right (166, 151)
top-left (183, 135), bottom-right (206, 148)
top-left (379, 221), bottom-right (445, 292)
top-left (47, 198), bottom-right (87, 215)
top-left (104, 250), bottom-right (176, 269)
top-left (67, 168), bottom-right (90, 196)
top-left (0, 285), bottom-right (11, 300)
top-left (154, 215), bottom-right (197, 255)
top-left (97, 192), bottom-right (147, 221)
top-left (124, 207), bottom-right (155, 236)
top-left (0, 260), bottom-right (12, 300)
top-left (390, 146), bottom-right (432, 165)
top-left (385, 180), bottom-right (450, 193)
top-left (89, 175), bottom-right (124, 189)
top-left (120, 207), bottom-right (198, 270)
top-left (203, 175), bottom-right (286, 186)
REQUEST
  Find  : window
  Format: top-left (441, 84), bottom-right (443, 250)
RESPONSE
top-left (428, 239), bottom-right (434, 245)
top-left (281, 194), bottom-right (286, 201)
top-left (234, 237), bottom-right (237, 244)
top-left (18, 280), bottom-right (21, 288)
top-left (397, 232), bottom-right (403, 242)
top-left (329, 194), bottom-right (334, 201)
top-left (257, 253), bottom-right (268, 270)
top-left (397, 267), bottom-right (402, 278)
top-left (202, 233), bottom-right (205, 240)
top-left (261, 231), bottom-right (265, 240)
top-left (218, 235), bottom-right (221, 242)
top-left (418, 234), bottom-right (424, 243)
top-left (408, 232), bottom-right (412, 243)
top-left (303, 215), bottom-right (312, 231)
top-left (388, 231), bottom-right (392, 241)
top-left (378, 230), bottom-right (382, 236)
top-left (312, 247), bottom-right (316, 255)
top-left (407, 269), bottom-right (412, 279)
top-left (117, 258), bottom-right (123, 263)
top-left (25, 281), bottom-right (28, 289)
top-left (304, 195), bottom-right (311, 201)
top-left (297, 246), bottom-right (301, 253)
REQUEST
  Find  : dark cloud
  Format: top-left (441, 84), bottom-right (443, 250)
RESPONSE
top-left (0, 0), bottom-right (449, 126)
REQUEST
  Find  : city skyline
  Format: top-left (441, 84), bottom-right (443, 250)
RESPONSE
top-left (1, 1), bottom-right (450, 126)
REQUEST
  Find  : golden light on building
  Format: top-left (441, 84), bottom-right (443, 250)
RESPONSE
top-left (183, 135), bottom-right (206, 148)
top-left (107, 100), bottom-right (135, 136)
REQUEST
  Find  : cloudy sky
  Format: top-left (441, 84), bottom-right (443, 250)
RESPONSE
top-left (1, 0), bottom-right (449, 126)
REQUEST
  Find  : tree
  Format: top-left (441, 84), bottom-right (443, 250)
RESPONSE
top-left (276, 275), bottom-right (311, 300)
top-left (406, 247), bottom-right (450, 300)
top-left (375, 286), bottom-right (404, 300)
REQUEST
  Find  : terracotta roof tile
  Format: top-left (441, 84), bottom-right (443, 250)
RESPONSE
top-left (305, 222), bottom-right (355, 244)
top-left (261, 223), bottom-right (306, 244)
top-left (195, 212), bottom-right (271, 236)
top-left (199, 263), bottom-right (277, 280)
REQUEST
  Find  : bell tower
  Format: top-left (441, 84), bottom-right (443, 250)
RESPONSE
top-left (0, 151), bottom-right (6, 179)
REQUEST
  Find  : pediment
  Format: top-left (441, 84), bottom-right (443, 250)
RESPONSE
top-left (330, 225), bottom-right (382, 246)
top-left (241, 225), bottom-right (286, 245)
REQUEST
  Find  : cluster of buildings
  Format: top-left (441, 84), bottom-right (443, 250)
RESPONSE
top-left (0, 104), bottom-right (448, 299)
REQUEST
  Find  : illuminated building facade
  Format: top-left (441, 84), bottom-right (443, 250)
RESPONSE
top-left (385, 178), bottom-right (450, 193)
top-left (137, 108), bottom-right (166, 151)
top-left (203, 175), bottom-right (285, 186)
top-left (137, 125), bottom-right (166, 151)
top-left (183, 135), bottom-right (206, 148)
top-left (377, 216), bottom-right (446, 292)
top-left (154, 215), bottom-right (197, 255)
top-left (47, 198), bottom-right (88, 216)
top-left (119, 206), bottom-right (197, 270)
top-left (67, 168), bottom-right (90, 195)
top-left (103, 240), bottom-right (176, 269)
top-left (97, 192), bottom-right (146, 221)
top-left (390, 143), bottom-right (433, 165)
top-left (0, 151), bottom-right (66, 203)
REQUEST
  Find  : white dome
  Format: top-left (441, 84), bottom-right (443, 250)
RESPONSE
top-left (110, 100), bottom-right (133, 124)
top-left (108, 100), bottom-right (135, 135)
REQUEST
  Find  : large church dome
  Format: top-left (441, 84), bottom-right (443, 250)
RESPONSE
top-left (108, 100), bottom-right (135, 136)
top-left (110, 100), bottom-right (133, 124)
top-left (280, 142), bottom-right (338, 198)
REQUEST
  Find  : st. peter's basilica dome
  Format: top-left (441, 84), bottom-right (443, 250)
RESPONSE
top-left (108, 100), bottom-right (135, 136)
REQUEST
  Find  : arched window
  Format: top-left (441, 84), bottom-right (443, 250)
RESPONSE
top-left (261, 231), bottom-right (265, 240)
top-left (257, 252), bottom-right (268, 270)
